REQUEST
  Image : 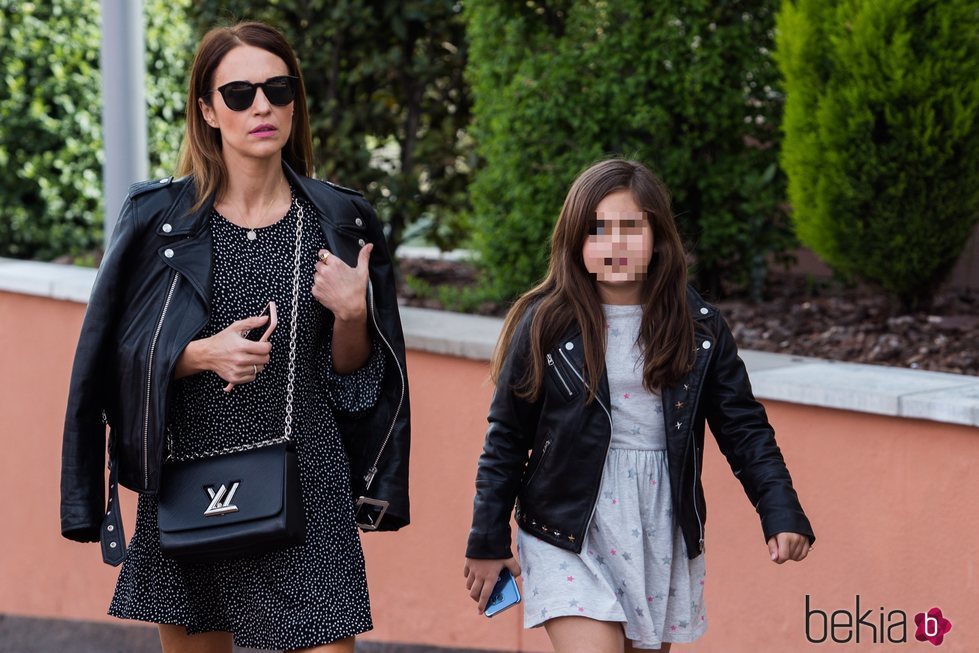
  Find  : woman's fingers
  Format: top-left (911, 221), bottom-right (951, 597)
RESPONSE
top-left (232, 314), bottom-right (270, 335)
top-left (220, 351), bottom-right (272, 392)
top-left (312, 246), bottom-right (371, 320)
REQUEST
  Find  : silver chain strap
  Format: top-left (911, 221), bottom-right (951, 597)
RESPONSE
top-left (167, 199), bottom-right (305, 463)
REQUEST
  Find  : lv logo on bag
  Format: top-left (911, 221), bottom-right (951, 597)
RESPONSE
top-left (204, 482), bottom-right (241, 516)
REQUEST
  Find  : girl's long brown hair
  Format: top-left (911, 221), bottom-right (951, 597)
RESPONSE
top-left (177, 21), bottom-right (314, 211)
top-left (491, 159), bottom-right (695, 402)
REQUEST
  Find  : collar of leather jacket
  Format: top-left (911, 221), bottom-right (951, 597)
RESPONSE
top-left (147, 161), bottom-right (364, 237)
top-left (537, 286), bottom-right (717, 415)
top-left (137, 161), bottom-right (374, 308)
top-left (552, 285), bottom-right (717, 345)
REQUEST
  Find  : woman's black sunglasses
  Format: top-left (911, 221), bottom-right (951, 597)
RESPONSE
top-left (211, 75), bottom-right (298, 111)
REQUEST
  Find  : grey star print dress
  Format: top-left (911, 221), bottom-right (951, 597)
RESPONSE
top-left (517, 303), bottom-right (707, 648)
top-left (109, 193), bottom-right (384, 650)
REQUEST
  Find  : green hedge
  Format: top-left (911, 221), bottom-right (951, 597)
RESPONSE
top-left (465, 1), bottom-right (794, 301)
top-left (776, 0), bottom-right (979, 311)
top-left (0, 0), bottom-right (192, 261)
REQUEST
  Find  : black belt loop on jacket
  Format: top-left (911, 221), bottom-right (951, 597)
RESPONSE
top-left (100, 430), bottom-right (127, 566)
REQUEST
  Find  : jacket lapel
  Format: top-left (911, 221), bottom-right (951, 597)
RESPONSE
top-left (284, 164), bottom-right (355, 266)
top-left (153, 164), bottom-right (359, 313)
top-left (156, 180), bottom-right (214, 306)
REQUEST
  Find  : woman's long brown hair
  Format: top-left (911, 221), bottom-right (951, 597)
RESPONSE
top-left (176, 21), bottom-right (314, 211)
top-left (491, 159), bottom-right (694, 402)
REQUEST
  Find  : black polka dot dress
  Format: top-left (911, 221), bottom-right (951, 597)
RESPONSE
top-left (109, 191), bottom-right (384, 650)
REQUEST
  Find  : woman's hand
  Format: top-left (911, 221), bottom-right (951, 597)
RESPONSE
top-left (767, 532), bottom-right (812, 563)
top-left (313, 244), bottom-right (373, 322)
top-left (464, 557), bottom-right (522, 615)
top-left (174, 315), bottom-right (274, 391)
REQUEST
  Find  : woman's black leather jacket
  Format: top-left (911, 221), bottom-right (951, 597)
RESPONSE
top-left (467, 288), bottom-right (814, 561)
top-left (61, 163), bottom-right (410, 547)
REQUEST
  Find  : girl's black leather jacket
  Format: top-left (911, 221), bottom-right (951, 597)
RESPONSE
top-left (466, 288), bottom-right (814, 560)
top-left (61, 163), bottom-right (410, 545)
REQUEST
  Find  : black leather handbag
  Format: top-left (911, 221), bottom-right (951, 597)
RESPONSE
top-left (157, 441), bottom-right (304, 562)
top-left (157, 201), bottom-right (309, 563)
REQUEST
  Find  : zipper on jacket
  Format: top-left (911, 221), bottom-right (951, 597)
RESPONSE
top-left (524, 437), bottom-right (552, 486)
top-left (546, 353), bottom-right (574, 397)
top-left (558, 347), bottom-right (613, 537)
top-left (362, 279), bottom-right (405, 490)
top-left (144, 271), bottom-right (180, 487)
top-left (687, 339), bottom-right (714, 554)
top-left (691, 431), bottom-right (705, 553)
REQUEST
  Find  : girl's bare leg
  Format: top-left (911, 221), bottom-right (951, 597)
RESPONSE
top-left (544, 616), bottom-right (625, 653)
top-left (626, 640), bottom-right (672, 652)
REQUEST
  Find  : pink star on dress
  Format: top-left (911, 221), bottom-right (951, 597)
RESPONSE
top-left (610, 548), bottom-right (617, 556)
top-left (567, 575), bottom-right (574, 582)
top-left (624, 393), bottom-right (630, 399)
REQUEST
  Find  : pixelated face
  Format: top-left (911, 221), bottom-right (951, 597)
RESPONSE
top-left (582, 190), bottom-right (653, 283)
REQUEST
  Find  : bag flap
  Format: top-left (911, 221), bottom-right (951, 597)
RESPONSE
top-left (158, 442), bottom-right (288, 533)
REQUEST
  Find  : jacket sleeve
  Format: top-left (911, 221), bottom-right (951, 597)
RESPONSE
top-left (349, 194), bottom-right (411, 531)
top-left (703, 313), bottom-right (815, 546)
top-left (466, 312), bottom-right (542, 559)
top-left (60, 198), bottom-right (136, 542)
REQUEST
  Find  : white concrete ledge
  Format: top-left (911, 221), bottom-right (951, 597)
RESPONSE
top-left (4, 257), bottom-right (978, 427)
top-left (0, 258), bottom-right (98, 303)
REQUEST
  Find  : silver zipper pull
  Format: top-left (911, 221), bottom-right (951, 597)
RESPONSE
top-left (364, 465), bottom-right (378, 488)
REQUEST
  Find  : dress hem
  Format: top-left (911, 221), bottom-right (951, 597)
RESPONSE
top-left (108, 608), bottom-right (373, 650)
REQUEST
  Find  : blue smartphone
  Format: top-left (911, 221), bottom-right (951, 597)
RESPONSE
top-left (484, 568), bottom-right (521, 618)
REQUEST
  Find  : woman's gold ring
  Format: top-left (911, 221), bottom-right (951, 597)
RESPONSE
top-left (319, 251), bottom-right (331, 264)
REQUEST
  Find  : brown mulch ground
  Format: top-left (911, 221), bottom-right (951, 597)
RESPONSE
top-left (398, 258), bottom-right (979, 376)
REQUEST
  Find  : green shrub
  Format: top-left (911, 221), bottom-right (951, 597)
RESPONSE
top-left (0, 0), bottom-right (191, 261)
top-left (465, 1), bottom-right (793, 302)
top-left (145, 1), bottom-right (194, 180)
top-left (776, 0), bottom-right (979, 311)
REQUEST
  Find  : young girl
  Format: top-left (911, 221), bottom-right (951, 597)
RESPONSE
top-left (464, 159), bottom-right (814, 652)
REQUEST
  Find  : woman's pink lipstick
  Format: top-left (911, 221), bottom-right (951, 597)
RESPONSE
top-left (250, 124), bottom-right (277, 137)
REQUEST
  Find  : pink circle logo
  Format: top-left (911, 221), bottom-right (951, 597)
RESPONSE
top-left (914, 607), bottom-right (952, 646)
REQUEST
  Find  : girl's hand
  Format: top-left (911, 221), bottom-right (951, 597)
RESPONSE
top-left (767, 532), bottom-right (811, 563)
top-left (175, 315), bottom-right (274, 391)
top-left (464, 557), bottom-right (522, 615)
top-left (313, 244), bottom-right (373, 322)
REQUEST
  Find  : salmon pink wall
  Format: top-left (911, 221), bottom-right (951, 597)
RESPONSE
top-left (1, 290), bottom-right (976, 652)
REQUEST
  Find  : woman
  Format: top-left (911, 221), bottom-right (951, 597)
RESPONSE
top-left (464, 159), bottom-right (813, 651)
top-left (60, 21), bottom-right (410, 652)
